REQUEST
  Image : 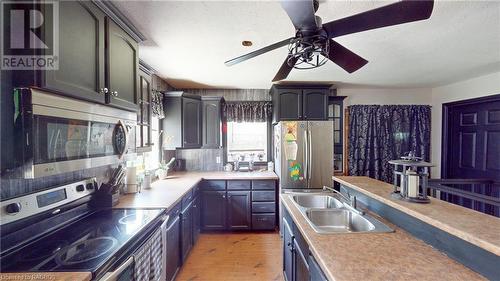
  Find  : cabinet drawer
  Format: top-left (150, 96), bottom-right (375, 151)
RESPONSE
top-left (227, 180), bottom-right (251, 190)
top-left (252, 191), bottom-right (275, 202)
top-left (252, 202), bottom-right (275, 213)
top-left (252, 214), bottom-right (276, 230)
top-left (182, 190), bottom-right (194, 208)
top-left (202, 180), bottom-right (226, 190)
top-left (252, 180), bottom-right (276, 190)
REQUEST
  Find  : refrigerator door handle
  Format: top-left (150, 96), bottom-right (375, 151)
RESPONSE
top-left (307, 126), bottom-right (313, 180)
top-left (303, 129), bottom-right (308, 181)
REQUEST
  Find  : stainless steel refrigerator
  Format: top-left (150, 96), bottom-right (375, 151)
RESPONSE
top-left (274, 121), bottom-right (333, 191)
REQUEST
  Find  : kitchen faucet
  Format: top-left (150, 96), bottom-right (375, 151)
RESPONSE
top-left (323, 186), bottom-right (365, 215)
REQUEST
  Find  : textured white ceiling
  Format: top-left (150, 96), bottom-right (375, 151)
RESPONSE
top-left (113, 0), bottom-right (500, 89)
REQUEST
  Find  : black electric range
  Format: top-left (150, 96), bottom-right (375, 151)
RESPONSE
top-left (0, 178), bottom-right (166, 279)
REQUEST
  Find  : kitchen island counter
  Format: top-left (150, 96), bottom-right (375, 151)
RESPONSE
top-left (281, 192), bottom-right (486, 281)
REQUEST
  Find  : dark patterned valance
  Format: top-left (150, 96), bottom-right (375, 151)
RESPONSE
top-left (348, 105), bottom-right (431, 183)
top-left (223, 101), bottom-right (272, 122)
top-left (151, 90), bottom-right (165, 119)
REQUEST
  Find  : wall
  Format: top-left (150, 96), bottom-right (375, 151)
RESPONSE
top-left (430, 72), bottom-right (500, 177)
top-left (337, 87), bottom-right (432, 106)
top-left (179, 88), bottom-right (270, 101)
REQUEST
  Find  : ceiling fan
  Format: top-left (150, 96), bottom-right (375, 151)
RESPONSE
top-left (224, 0), bottom-right (434, 82)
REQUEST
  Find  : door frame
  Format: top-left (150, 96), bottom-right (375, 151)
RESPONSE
top-left (441, 94), bottom-right (500, 178)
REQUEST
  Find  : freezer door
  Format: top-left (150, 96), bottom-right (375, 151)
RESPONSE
top-left (278, 121), bottom-right (308, 189)
top-left (308, 121), bottom-right (334, 188)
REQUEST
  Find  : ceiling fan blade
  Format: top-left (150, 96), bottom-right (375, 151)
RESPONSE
top-left (280, 0), bottom-right (319, 31)
top-left (323, 0), bottom-right (434, 38)
top-left (225, 38), bottom-right (293, 67)
top-left (272, 56), bottom-right (298, 82)
top-left (327, 39), bottom-right (368, 73)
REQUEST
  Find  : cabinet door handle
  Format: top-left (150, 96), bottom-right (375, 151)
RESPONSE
top-left (222, 195), bottom-right (226, 199)
top-left (111, 91), bottom-right (119, 97)
top-left (99, 88), bottom-right (108, 94)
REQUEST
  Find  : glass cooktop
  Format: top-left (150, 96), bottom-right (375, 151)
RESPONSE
top-left (1, 208), bottom-right (163, 273)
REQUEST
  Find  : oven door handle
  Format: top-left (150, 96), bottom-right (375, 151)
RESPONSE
top-left (99, 256), bottom-right (134, 281)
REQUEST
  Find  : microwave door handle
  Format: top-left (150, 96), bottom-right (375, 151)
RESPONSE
top-left (53, 129), bottom-right (61, 160)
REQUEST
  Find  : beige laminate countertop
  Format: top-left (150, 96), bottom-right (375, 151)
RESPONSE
top-left (115, 171), bottom-right (278, 209)
top-left (281, 194), bottom-right (486, 281)
top-left (334, 176), bottom-right (500, 256)
top-left (0, 272), bottom-right (91, 281)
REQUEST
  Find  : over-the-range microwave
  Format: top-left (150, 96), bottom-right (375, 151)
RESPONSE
top-left (11, 88), bottom-right (136, 178)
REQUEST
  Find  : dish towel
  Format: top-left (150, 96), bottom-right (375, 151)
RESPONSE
top-left (134, 228), bottom-right (163, 281)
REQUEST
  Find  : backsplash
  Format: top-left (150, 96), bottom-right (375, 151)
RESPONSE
top-left (176, 149), bottom-right (223, 171)
top-left (0, 165), bottom-right (115, 201)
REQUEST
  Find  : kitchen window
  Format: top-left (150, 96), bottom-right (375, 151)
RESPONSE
top-left (226, 121), bottom-right (268, 163)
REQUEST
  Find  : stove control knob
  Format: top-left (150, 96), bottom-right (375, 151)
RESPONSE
top-left (76, 184), bottom-right (85, 192)
top-left (5, 202), bottom-right (22, 214)
top-left (86, 183), bottom-right (94, 190)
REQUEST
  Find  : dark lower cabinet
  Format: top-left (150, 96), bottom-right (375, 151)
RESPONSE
top-left (201, 191), bottom-right (227, 230)
top-left (282, 208), bottom-right (326, 281)
top-left (165, 216), bottom-right (180, 281)
top-left (227, 191), bottom-right (251, 230)
top-left (180, 202), bottom-right (193, 263)
top-left (283, 218), bottom-right (294, 281)
top-left (309, 255), bottom-right (328, 281)
top-left (294, 239), bottom-right (310, 281)
top-left (192, 196), bottom-right (201, 244)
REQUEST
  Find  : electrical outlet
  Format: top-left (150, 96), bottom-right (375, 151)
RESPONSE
top-left (216, 156), bottom-right (221, 164)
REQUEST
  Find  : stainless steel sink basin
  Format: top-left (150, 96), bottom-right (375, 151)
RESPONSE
top-left (304, 209), bottom-right (393, 234)
top-left (292, 194), bottom-right (344, 209)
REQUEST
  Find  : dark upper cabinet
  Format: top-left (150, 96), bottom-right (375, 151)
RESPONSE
top-left (227, 191), bottom-right (251, 230)
top-left (182, 98), bottom-right (202, 148)
top-left (136, 64), bottom-right (153, 152)
top-left (271, 85), bottom-right (331, 123)
top-left (163, 92), bottom-right (202, 149)
top-left (105, 18), bottom-right (139, 111)
top-left (202, 96), bottom-right (224, 148)
top-left (41, 1), bottom-right (105, 103)
top-left (201, 191), bottom-right (227, 230)
top-left (278, 90), bottom-right (303, 120)
top-left (180, 202), bottom-right (193, 263)
top-left (165, 215), bottom-right (181, 281)
top-left (283, 217), bottom-right (294, 281)
top-left (15, 1), bottom-right (143, 112)
top-left (302, 89), bottom-right (328, 120)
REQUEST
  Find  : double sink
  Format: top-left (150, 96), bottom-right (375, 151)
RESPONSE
top-left (291, 193), bottom-right (393, 234)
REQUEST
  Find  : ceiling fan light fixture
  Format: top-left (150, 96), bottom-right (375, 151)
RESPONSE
top-left (287, 35), bottom-right (329, 69)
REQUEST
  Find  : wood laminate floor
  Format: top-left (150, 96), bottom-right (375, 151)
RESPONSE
top-left (175, 232), bottom-right (283, 281)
